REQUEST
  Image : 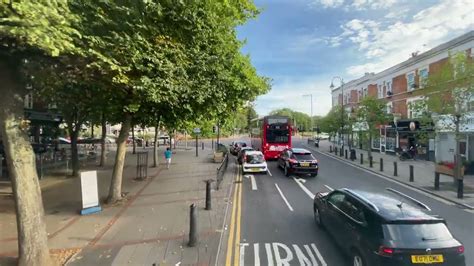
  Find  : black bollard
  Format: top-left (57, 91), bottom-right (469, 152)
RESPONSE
top-left (360, 153), bottom-right (363, 164)
top-left (393, 162), bottom-right (398, 176)
top-left (335, 147), bottom-right (338, 155)
top-left (345, 150), bottom-right (348, 159)
top-left (434, 172), bottom-right (440, 190)
top-left (409, 165), bottom-right (414, 182)
top-left (380, 158), bottom-right (383, 172)
top-left (188, 204), bottom-right (197, 247)
top-left (369, 156), bottom-right (373, 168)
top-left (340, 148), bottom-right (344, 157)
top-left (330, 146), bottom-right (333, 152)
top-left (202, 142), bottom-right (204, 150)
top-left (457, 179), bottom-right (464, 199)
top-left (205, 179), bottom-right (214, 210)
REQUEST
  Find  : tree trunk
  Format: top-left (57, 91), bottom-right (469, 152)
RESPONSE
top-left (100, 113), bottom-right (106, 167)
top-left (368, 131), bottom-right (373, 158)
top-left (153, 123), bottom-right (158, 167)
top-left (91, 125), bottom-right (94, 139)
top-left (107, 113), bottom-right (132, 204)
top-left (69, 127), bottom-right (80, 177)
top-left (132, 124), bottom-right (136, 154)
top-left (0, 60), bottom-right (53, 265)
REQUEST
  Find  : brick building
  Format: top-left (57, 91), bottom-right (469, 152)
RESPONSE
top-left (331, 31), bottom-right (474, 163)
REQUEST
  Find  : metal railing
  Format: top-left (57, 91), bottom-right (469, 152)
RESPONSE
top-left (216, 152), bottom-right (229, 190)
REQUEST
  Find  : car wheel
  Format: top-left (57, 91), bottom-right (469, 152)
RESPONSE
top-left (284, 165), bottom-right (290, 177)
top-left (352, 250), bottom-right (366, 266)
top-left (314, 207), bottom-right (323, 228)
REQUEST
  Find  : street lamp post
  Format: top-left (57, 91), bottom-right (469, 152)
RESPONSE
top-left (303, 94), bottom-right (313, 138)
top-left (330, 77), bottom-right (345, 151)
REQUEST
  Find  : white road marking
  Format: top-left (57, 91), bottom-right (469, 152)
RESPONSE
top-left (272, 243), bottom-right (293, 266)
top-left (240, 243), bottom-right (249, 266)
top-left (254, 243), bottom-right (261, 266)
top-left (275, 183), bottom-right (294, 212)
top-left (293, 244), bottom-right (318, 266)
top-left (265, 243), bottom-right (274, 266)
top-left (324, 185), bottom-right (334, 191)
top-left (293, 177), bottom-right (315, 199)
top-left (250, 175), bottom-right (257, 190)
top-left (267, 168), bottom-right (273, 176)
top-left (304, 144), bottom-right (471, 210)
top-left (311, 243), bottom-right (327, 266)
top-left (296, 178), bottom-right (307, 183)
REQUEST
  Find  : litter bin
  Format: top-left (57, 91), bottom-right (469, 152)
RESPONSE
top-left (350, 149), bottom-right (357, 160)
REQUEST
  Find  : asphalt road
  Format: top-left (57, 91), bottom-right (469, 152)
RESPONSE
top-left (222, 137), bottom-right (474, 266)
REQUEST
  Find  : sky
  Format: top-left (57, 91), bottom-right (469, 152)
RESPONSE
top-left (237, 0), bottom-right (474, 117)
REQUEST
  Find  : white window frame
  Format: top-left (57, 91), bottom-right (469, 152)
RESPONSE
top-left (377, 84), bottom-right (383, 99)
top-left (386, 80), bottom-right (392, 94)
top-left (386, 102), bottom-right (393, 114)
top-left (407, 96), bottom-right (424, 119)
top-left (406, 71), bottom-right (416, 91)
top-left (418, 67), bottom-right (429, 88)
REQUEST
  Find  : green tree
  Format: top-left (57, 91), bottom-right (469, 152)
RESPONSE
top-left (355, 97), bottom-right (392, 158)
top-left (0, 2), bottom-right (79, 264)
top-left (319, 106), bottom-right (344, 139)
top-left (418, 53), bottom-right (474, 184)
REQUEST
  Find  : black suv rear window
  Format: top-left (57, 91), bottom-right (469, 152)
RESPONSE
top-left (383, 223), bottom-right (453, 242)
top-left (292, 153), bottom-right (314, 160)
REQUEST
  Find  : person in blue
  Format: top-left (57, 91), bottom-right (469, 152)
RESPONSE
top-left (164, 147), bottom-right (172, 169)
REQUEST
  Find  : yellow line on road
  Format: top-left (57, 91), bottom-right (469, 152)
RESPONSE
top-left (233, 169), bottom-right (243, 266)
top-left (225, 167), bottom-right (240, 265)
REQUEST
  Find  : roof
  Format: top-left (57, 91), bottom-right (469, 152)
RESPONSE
top-left (346, 189), bottom-right (441, 222)
top-left (291, 148), bottom-right (311, 154)
top-left (245, 150), bottom-right (264, 156)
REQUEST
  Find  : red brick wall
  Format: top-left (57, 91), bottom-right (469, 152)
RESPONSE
top-left (393, 100), bottom-right (407, 118)
top-left (392, 74), bottom-right (406, 95)
top-left (350, 90), bottom-right (358, 103)
top-left (368, 84), bottom-right (377, 97)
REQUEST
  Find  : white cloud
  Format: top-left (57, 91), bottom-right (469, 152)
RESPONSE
top-left (255, 77), bottom-right (333, 116)
top-left (312, 0), bottom-right (398, 9)
top-left (327, 0), bottom-right (474, 77)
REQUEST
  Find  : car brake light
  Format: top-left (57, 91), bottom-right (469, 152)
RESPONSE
top-left (378, 246), bottom-right (394, 256)
top-left (289, 158), bottom-right (298, 164)
top-left (457, 245), bottom-right (464, 254)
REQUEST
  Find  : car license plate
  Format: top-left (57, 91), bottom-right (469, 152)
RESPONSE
top-left (300, 162), bottom-right (310, 167)
top-left (411, 255), bottom-right (444, 264)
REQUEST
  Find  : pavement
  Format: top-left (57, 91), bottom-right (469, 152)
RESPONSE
top-left (220, 137), bottom-right (474, 266)
top-left (312, 139), bottom-right (474, 209)
top-left (0, 144), bottom-right (235, 266)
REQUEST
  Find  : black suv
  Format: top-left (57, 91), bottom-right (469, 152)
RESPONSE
top-left (313, 188), bottom-right (465, 266)
top-left (277, 148), bottom-right (319, 177)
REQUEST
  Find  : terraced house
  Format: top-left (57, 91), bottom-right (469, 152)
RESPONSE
top-left (331, 31), bottom-right (474, 166)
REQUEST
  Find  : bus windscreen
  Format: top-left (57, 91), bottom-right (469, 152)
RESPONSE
top-left (266, 129), bottom-right (289, 143)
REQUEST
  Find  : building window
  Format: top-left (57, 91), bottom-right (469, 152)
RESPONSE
top-left (378, 84), bottom-right (383, 98)
top-left (24, 93), bottom-right (33, 109)
top-left (419, 67), bottom-right (429, 88)
top-left (386, 102), bottom-right (393, 114)
top-left (363, 87), bottom-right (368, 97)
top-left (407, 72), bottom-right (415, 91)
top-left (407, 97), bottom-right (424, 119)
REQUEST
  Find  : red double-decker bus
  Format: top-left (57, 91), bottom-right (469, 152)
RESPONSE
top-left (250, 116), bottom-right (292, 160)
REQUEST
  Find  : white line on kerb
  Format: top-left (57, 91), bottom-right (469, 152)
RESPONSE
top-left (250, 175), bottom-right (257, 190)
top-left (293, 177), bottom-right (315, 199)
top-left (324, 185), bottom-right (334, 191)
top-left (275, 183), bottom-right (294, 211)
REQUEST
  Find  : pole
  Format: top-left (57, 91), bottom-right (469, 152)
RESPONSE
top-left (217, 121), bottom-right (220, 147)
top-left (185, 131), bottom-right (188, 149)
top-left (188, 204), bottom-right (197, 247)
top-left (205, 180), bottom-right (213, 210)
top-left (195, 135), bottom-right (198, 157)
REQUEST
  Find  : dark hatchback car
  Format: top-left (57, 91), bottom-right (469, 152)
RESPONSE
top-left (313, 188), bottom-right (465, 266)
top-left (277, 148), bottom-right (318, 177)
top-left (230, 141), bottom-right (247, 155)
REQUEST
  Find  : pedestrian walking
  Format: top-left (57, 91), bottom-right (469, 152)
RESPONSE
top-left (164, 147), bottom-right (172, 169)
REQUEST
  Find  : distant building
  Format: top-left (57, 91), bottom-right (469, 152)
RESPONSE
top-left (331, 31), bottom-right (474, 163)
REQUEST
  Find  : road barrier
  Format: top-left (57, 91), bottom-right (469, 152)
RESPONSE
top-left (329, 145), bottom-right (333, 153)
top-left (458, 179), bottom-right (464, 199)
top-left (380, 158), bottom-right (383, 172)
top-left (435, 172), bottom-right (440, 190)
top-left (393, 162), bottom-right (398, 176)
top-left (188, 203), bottom-right (197, 247)
top-left (216, 152), bottom-right (229, 190)
top-left (369, 156), bottom-right (373, 168)
top-left (409, 165), bottom-right (414, 182)
top-left (360, 153), bottom-right (363, 165)
top-left (344, 149), bottom-right (348, 159)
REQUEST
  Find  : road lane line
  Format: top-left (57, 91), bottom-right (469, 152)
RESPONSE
top-left (292, 177), bottom-right (315, 199)
top-left (324, 185), bottom-right (334, 191)
top-left (239, 243), bottom-right (249, 266)
top-left (265, 243), bottom-right (275, 266)
top-left (233, 171), bottom-right (243, 266)
top-left (311, 243), bottom-right (327, 266)
top-left (275, 184), bottom-right (294, 212)
top-left (250, 175), bottom-right (257, 190)
top-left (225, 169), bottom-right (240, 265)
top-left (272, 243), bottom-right (293, 266)
top-left (267, 168), bottom-right (273, 176)
top-left (254, 243), bottom-right (261, 266)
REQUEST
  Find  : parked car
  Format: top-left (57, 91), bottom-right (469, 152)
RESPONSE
top-left (230, 141), bottom-right (247, 155)
top-left (242, 151), bottom-right (268, 174)
top-left (237, 147), bottom-right (255, 165)
top-left (277, 148), bottom-right (318, 177)
top-left (313, 188), bottom-right (465, 266)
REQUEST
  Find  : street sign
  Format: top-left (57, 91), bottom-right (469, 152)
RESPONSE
top-left (193, 128), bottom-right (201, 134)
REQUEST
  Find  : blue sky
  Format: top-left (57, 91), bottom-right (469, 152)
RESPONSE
top-left (237, 0), bottom-right (473, 116)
